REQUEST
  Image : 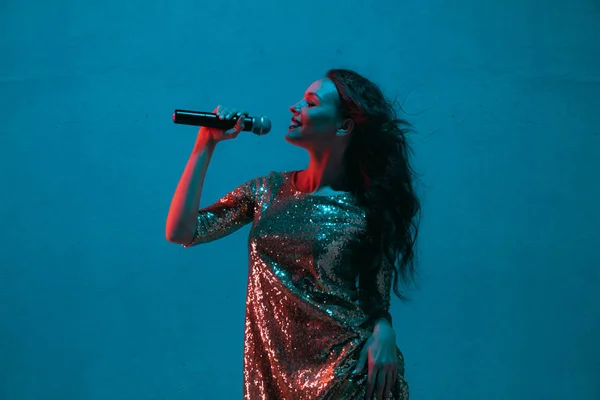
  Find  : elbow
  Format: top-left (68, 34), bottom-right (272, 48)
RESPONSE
top-left (165, 231), bottom-right (180, 244)
top-left (165, 217), bottom-right (196, 245)
top-left (165, 229), bottom-right (193, 245)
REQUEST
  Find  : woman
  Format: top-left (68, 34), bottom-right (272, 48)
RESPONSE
top-left (166, 69), bottom-right (420, 400)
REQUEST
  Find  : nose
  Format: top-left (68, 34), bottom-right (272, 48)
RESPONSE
top-left (290, 99), bottom-right (307, 114)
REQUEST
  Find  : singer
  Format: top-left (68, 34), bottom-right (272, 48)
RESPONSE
top-left (166, 69), bottom-right (420, 400)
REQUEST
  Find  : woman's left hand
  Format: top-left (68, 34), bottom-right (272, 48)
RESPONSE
top-left (353, 323), bottom-right (398, 400)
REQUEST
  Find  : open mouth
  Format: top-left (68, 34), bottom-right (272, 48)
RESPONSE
top-left (290, 118), bottom-right (302, 128)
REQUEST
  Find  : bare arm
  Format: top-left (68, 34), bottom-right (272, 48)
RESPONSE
top-left (165, 106), bottom-right (249, 245)
top-left (165, 134), bottom-right (216, 245)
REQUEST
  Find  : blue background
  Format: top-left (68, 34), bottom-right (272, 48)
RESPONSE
top-left (1, 0), bottom-right (599, 398)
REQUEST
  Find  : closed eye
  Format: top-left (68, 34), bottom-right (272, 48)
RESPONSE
top-left (305, 92), bottom-right (320, 107)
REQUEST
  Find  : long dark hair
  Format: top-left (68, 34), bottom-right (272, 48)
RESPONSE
top-left (326, 68), bottom-right (421, 301)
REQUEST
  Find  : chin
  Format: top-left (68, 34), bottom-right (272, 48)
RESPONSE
top-left (284, 134), bottom-right (309, 149)
top-left (284, 135), bottom-right (299, 146)
top-left (285, 131), bottom-right (300, 142)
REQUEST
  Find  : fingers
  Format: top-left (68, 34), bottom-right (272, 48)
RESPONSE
top-left (381, 370), bottom-right (394, 399)
top-left (354, 344), bottom-right (368, 375)
top-left (215, 106), bottom-right (248, 137)
top-left (224, 116), bottom-right (245, 136)
top-left (375, 370), bottom-right (386, 400)
top-left (366, 366), bottom-right (395, 400)
top-left (216, 106), bottom-right (248, 120)
top-left (366, 366), bottom-right (376, 399)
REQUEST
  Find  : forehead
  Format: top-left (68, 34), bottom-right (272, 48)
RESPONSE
top-left (305, 78), bottom-right (339, 103)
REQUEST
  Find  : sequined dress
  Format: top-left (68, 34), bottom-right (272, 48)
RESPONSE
top-left (183, 171), bottom-right (408, 399)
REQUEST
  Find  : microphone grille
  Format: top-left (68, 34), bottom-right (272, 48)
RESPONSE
top-left (252, 115), bottom-right (271, 135)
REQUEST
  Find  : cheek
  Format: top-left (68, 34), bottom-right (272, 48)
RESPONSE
top-left (304, 110), bottom-right (335, 129)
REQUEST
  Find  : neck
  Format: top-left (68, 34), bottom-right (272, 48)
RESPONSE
top-left (296, 147), bottom-right (348, 193)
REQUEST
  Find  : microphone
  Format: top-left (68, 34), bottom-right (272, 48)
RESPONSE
top-left (172, 109), bottom-right (271, 136)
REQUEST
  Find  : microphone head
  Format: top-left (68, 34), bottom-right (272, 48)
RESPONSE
top-left (252, 115), bottom-right (271, 135)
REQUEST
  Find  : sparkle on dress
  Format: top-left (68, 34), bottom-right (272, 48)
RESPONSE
top-left (183, 171), bottom-right (408, 399)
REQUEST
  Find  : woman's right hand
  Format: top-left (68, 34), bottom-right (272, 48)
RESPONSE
top-left (199, 105), bottom-right (249, 143)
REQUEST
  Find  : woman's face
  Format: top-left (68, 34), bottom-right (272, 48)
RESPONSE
top-left (286, 78), bottom-right (351, 150)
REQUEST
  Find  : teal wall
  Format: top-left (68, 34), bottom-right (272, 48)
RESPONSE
top-left (1, 0), bottom-right (599, 398)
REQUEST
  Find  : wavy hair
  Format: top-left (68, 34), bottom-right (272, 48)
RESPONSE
top-left (326, 68), bottom-right (421, 301)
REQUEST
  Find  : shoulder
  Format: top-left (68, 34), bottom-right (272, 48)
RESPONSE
top-left (252, 171), bottom-right (289, 186)
top-left (245, 171), bottom-right (293, 197)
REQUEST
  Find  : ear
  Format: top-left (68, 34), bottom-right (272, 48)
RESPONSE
top-left (337, 118), bottom-right (354, 136)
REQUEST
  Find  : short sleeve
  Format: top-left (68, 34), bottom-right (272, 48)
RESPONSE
top-left (182, 177), bottom-right (259, 247)
top-left (358, 252), bottom-right (394, 327)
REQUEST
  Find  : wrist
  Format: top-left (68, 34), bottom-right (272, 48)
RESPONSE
top-left (373, 319), bottom-right (395, 339)
top-left (374, 317), bottom-right (393, 330)
top-left (371, 310), bottom-right (393, 328)
top-left (193, 134), bottom-right (216, 153)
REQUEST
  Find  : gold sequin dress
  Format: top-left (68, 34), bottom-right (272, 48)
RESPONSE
top-left (184, 171), bottom-right (409, 400)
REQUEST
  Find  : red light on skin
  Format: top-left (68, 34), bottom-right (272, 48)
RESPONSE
top-left (172, 112), bottom-right (175, 122)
